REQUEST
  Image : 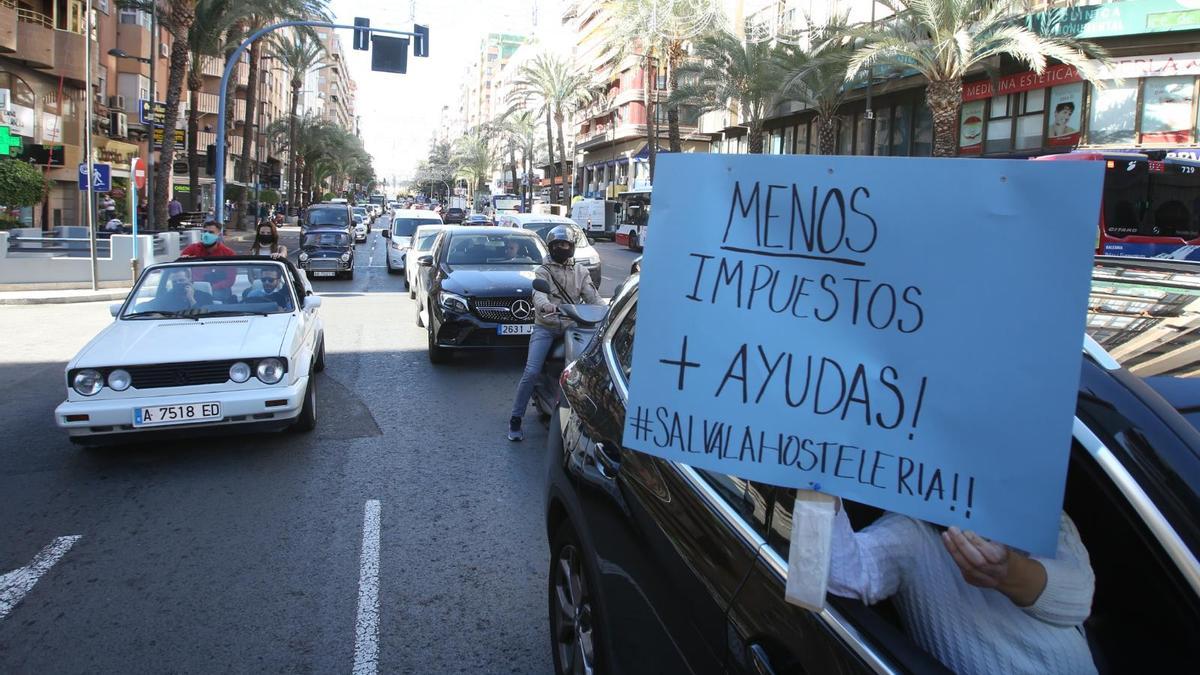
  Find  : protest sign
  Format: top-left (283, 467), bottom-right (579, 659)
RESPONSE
top-left (624, 154), bottom-right (1103, 555)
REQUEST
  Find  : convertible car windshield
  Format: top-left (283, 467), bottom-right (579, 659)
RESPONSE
top-left (303, 231), bottom-right (350, 248)
top-left (445, 233), bottom-right (546, 265)
top-left (123, 262), bottom-right (297, 318)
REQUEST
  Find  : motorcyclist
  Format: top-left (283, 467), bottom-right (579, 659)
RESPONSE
top-left (508, 225), bottom-right (601, 441)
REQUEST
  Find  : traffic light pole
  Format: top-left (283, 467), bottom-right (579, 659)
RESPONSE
top-left (213, 20), bottom-right (426, 217)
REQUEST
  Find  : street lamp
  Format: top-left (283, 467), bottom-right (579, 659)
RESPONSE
top-left (107, 48), bottom-right (150, 64)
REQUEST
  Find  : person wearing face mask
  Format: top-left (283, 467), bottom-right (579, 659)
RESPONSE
top-left (250, 219), bottom-right (288, 258)
top-left (146, 268), bottom-right (214, 312)
top-left (507, 226), bottom-right (601, 441)
top-left (179, 221), bottom-right (237, 300)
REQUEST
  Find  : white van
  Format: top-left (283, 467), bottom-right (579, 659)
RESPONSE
top-left (570, 199), bottom-right (619, 239)
top-left (385, 208), bottom-right (444, 275)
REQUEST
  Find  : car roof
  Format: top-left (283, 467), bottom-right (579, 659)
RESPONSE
top-left (414, 224), bottom-right (450, 234)
top-left (497, 213), bottom-right (575, 224)
top-left (391, 209), bottom-right (444, 220)
top-left (447, 226), bottom-right (537, 236)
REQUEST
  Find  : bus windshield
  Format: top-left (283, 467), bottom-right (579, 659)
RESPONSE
top-left (492, 195), bottom-right (521, 213)
top-left (1104, 160), bottom-right (1200, 240)
top-left (617, 192), bottom-right (651, 227)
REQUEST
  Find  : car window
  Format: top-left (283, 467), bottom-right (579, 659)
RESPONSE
top-left (414, 232), bottom-right (441, 251)
top-left (303, 232), bottom-right (350, 247)
top-left (392, 218), bottom-right (442, 237)
top-left (609, 303), bottom-right (636, 381)
top-left (446, 233), bottom-right (544, 264)
top-left (695, 471), bottom-right (772, 537)
top-left (306, 207), bottom-right (349, 227)
top-left (125, 263), bottom-right (295, 316)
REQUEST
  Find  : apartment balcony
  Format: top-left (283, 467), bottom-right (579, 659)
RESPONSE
top-left (201, 56), bottom-right (222, 77)
top-left (234, 99), bottom-right (247, 122)
top-left (52, 28), bottom-right (95, 86)
top-left (196, 131), bottom-right (244, 156)
top-left (15, 8), bottom-right (54, 69)
top-left (114, 27), bottom-right (151, 77)
top-left (0, 0), bottom-right (16, 53)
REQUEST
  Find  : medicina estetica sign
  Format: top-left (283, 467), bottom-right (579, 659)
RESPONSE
top-left (624, 154), bottom-right (1104, 555)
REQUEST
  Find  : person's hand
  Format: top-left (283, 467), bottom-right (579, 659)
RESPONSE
top-left (543, 304), bottom-right (558, 315)
top-left (942, 527), bottom-right (1009, 589)
top-left (182, 283), bottom-right (196, 306)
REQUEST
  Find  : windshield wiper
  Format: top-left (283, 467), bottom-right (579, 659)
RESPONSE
top-left (198, 309), bottom-right (278, 318)
top-left (123, 310), bottom-right (195, 320)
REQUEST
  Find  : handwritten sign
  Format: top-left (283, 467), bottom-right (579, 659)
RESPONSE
top-left (625, 154), bottom-right (1103, 555)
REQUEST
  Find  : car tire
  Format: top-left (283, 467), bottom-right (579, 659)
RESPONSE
top-left (416, 302), bottom-right (424, 327)
top-left (427, 310), bottom-right (450, 364)
top-left (314, 335), bottom-right (326, 373)
top-left (409, 284), bottom-right (416, 300)
top-left (292, 376), bottom-right (317, 432)
top-left (386, 256), bottom-right (399, 274)
top-left (404, 274), bottom-right (410, 290)
top-left (548, 517), bottom-right (605, 675)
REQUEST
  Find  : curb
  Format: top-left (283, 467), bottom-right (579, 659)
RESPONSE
top-left (0, 290), bottom-right (130, 306)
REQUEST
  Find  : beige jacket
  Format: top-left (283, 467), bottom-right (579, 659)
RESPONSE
top-left (533, 260), bottom-right (601, 331)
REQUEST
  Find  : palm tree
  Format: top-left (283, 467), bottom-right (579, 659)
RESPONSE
top-left (268, 31), bottom-right (327, 209)
top-left (451, 129), bottom-right (496, 207)
top-left (184, 0), bottom-right (246, 210)
top-left (511, 54), bottom-right (592, 206)
top-left (499, 109), bottom-right (539, 207)
top-left (778, 14), bottom-right (855, 155)
top-left (848, 0), bottom-right (1105, 157)
top-left (671, 31), bottom-right (789, 154)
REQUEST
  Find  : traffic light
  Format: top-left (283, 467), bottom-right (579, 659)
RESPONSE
top-left (370, 36), bottom-right (408, 74)
top-left (413, 24), bottom-right (429, 57)
top-left (205, 144), bottom-right (216, 176)
top-left (353, 17), bottom-right (370, 51)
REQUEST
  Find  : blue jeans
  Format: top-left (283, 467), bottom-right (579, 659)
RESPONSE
top-left (510, 325), bottom-right (560, 419)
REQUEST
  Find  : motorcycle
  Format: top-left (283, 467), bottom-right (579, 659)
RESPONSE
top-left (529, 278), bottom-right (608, 421)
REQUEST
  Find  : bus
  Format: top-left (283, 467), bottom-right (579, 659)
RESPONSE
top-left (1036, 151), bottom-right (1200, 259)
top-left (491, 194), bottom-right (522, 215)
top-left (613, 188), bottom-right (651, 251)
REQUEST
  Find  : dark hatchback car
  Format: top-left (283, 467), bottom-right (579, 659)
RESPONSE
top-left (545, 257), bottom-right (1200, 675)
top-left (444, 207), bottom-right (467, 224)
top-left (419, 227), bottom-right (548, 363)
top-left (298, 228), bottom-right (354, 280)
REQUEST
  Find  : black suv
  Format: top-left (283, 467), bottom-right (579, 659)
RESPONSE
top-left (545, 257), bottom-right (1200, 675)
top-left (298, 228), bottom-right (354, 280)
top-left (418, 227), bottom-right (548, 363)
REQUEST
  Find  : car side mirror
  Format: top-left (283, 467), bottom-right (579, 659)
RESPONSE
top-left (532, 278), bottom-right (552, 294)
top-left (631, 257), bottom-right (642, 274)
top-left (587, 237), bottom-right (595, 245)
top-left (418, 255), bottom-right (434, 267)
top-left (303, 296), bottom-right (322, 310)
top-left (381, 230), bottom-right (389, 239)
top-left (109, 302), bottom-right (122, 317)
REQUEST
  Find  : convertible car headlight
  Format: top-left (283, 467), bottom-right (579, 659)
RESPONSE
top-left (255, 358), bottom-right (285, 384)
top-left (229, 361), bottom-right (252, 383)
top-left (438, 292), bottom-right (468, 314)
top-left (106, 369), bottom-right (132, 391)
top-left (72, 369), bottom-right (104, 396)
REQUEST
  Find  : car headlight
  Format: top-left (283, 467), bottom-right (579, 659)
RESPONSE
top-left (299, 252), bottom-right (309, 262)
top-left (438, 291), bottom-right (468, 314)
top-left (106, 368), bottom-right (132, 391)
top-left (229, 361), bottom-right (252, 383)
top-left (341, 252), bottom-right (351, 261)
top-left (391, 240), bottom-right (407, 250)
top-left (255, 358), bottom-right (285, 384)
top-left (72, 369), bottom-right (104, 396)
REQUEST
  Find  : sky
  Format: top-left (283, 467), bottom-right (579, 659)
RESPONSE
top-left (329, 0), bottom-right (556, 188)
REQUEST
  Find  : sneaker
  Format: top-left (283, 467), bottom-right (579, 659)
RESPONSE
top-left (507, 416), bottom-right (524, 442)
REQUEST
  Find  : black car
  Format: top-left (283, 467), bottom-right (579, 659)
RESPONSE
top-left (546, 258), bottom-right (1200, 675)
top-left (444, 207), bottom-right (467, 224)
top-left (298, 228), bottom-right (355, 280)
top-left (419, 227), bottom-right (548, 363)
top-left (300, 202), bottom-right (353, 235)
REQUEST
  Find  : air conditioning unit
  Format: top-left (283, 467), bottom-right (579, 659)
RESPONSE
top-left (160, 42), bottom-right (169, 58)
top-left (108, 95), bottom-right (126, 110)
top-left (109, 112), bottom-right (129, 139)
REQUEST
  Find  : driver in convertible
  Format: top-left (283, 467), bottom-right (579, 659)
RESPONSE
top-left (242, 266), bottom-right (295, 311)
top-left (507, 226), bottom-right (600, 441)
top-left (145, 268), bottom-right (213, 312)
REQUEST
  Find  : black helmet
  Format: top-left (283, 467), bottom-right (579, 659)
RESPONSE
top-left (546, 225), bottom-right (576, 260)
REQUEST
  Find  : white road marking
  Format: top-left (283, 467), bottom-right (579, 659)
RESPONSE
top-left (352, 500), bottom-right (381, 675)
top-left (0, 535), bottom-right (82, 620)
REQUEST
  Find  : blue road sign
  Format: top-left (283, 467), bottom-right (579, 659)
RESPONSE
top-left (78, 163), bottom-right (112, 192)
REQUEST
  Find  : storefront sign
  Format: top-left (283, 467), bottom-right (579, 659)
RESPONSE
top-left (1091, 51), bottom-right (1200, 80)
top-left (1028, 0), bottom-right (1200, 40)
top-left (963, 64), bottom-right (1082, 102)
top-left (40, 113), bottom-right (62, 143)
top-left (139, 99), bottom-right (167, 126)
top-left (624, 154), bottom-right (1104, 555)
top-left (959, 100), bottom-right (985, 154)
top-left (1047, 83), bottom-right (1085, 147)
top-left (153, 127), bottom-right (186, 152)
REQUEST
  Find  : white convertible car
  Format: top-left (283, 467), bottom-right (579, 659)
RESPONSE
top-left (55, 258), bottom-right (325, 445)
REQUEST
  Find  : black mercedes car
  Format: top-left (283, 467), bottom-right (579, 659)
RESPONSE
top-left (298, 228), bottom-right (355, 280)
top-left (418, 226), bottom-right (548, 363)
top-left (545, 257), bottom-right (1200, 675)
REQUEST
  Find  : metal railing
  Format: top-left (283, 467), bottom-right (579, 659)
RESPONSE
top-left (6, 234), bottom-right (112, 258)
top-left (16, 8), bottom-right (52, 28)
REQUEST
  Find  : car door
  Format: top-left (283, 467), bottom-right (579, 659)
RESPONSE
top-left (560, 290), bottom-right (763, 674)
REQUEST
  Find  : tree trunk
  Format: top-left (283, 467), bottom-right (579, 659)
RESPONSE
top-left (748, 125), bottom-right (764, 154)
top-left (285, 81), bottom-right (300, 214)
top-left (544, 111), bottom-right (555, 186)
top-left (186, 73), bottom-right (201, 212)
top-left (508, 145), bottom-right (517, 207)
top-left (816, 114), bottom-right (837, 155)
top-left (222, 60), bottom-right (237, 223)
top-left (154, 7), bottom-right (195, 227)
top-left (643, 54), bottom-right (656, 183)
top-left (238, 35), bottom-right (260, 191)
top-left (926, 79), bottom-right (961, 158)
top-left (555, 107), bottom-right (570, 207)
top-left (666, 41), bottom-right (682, 153)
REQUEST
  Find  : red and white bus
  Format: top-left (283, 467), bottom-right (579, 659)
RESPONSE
top-left (613, 187), bottom-right (651, 251)
top-left (1036, 151), bottom-right (1200, 259)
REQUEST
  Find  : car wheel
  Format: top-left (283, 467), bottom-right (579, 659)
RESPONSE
top-left (416, 301), bottom-right (424, 327)
top-left (314, 336), bottom-right (326, 373)
top-left (292, 376), bottom-right (317, 432)
top-left (404, 274), bottom-right (410, 290)
top-left (409, 284), bottom-right (416, 300)
top-left (427, 310), bottom-right (450, 364)
top-left (549, 519), bottom-right (603, 675)
top-left (386, 256), bottom-right (399, 274)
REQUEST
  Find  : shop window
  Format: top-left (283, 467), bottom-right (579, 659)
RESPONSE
top-left (1048, 83), bottom-right (1084, 146)
top-left (892, 102), bottom-right (911, 155)
top-left (1141, 76), bottom-right (1195, 144)
top-left (855, 114), bottom-right (870, 155)
top-left (837, 118), bottom-right (851, 155)
top-left (913, 103), bottom-right (932, 156)
top-left (985, 94), bottom-right (1013, 153)
top-left (873, 107), bottom-right (891, 156)
top-left (1016, 88), bottom-right (1046, 150)
top-left (794, 123), bottom-right (807, 155)
top-left (0, 71), bottom-right (37, 140)
top-left (1088, 80), bottom-right (1137, 145)
top-left (783, 125), bottom-right (795, 155)
top-left (769, 129), bottom-right (783, 154)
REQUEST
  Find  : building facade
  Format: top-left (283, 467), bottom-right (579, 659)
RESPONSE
top-left (302, 27), bottom-right (356, 134)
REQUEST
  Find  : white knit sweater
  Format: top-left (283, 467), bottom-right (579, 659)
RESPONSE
top-left (828, 510), bottom-right (1097, 675)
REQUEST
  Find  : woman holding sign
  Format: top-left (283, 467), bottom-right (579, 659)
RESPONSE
top-left (828, 502), bottom-right (1096, 674)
